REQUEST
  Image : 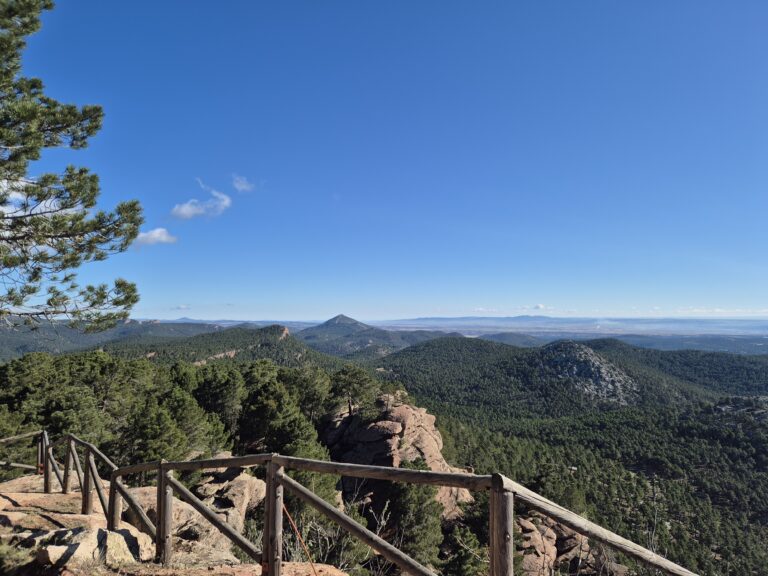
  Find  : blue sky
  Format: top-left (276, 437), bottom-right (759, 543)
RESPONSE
top-left (23, 1), bottom-right (768, 320)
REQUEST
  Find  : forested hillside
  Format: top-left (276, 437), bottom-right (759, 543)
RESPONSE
top-left (0, 320), bottom-right (219, 361)
top-left (372, 337), bottom-right (718, 421)
top-left (103, 324), bottom-right (344, 371)
top-left (481, 332), bottom-right (768, 355)
top-left (373, 336), bottom-right (768, 574)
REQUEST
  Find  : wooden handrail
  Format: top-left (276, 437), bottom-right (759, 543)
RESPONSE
top-left (272, 454), bottom-right (493, 490)
top-left (500, 476), bottom-right (698, 576)
top-left (67, 435), bottom-right (118, 471)
top-left (163, 453), bottom-right (272, 472)
top-left (0, 430), bottom-right (701, 576)
top-left (0, 430), bottom-right (41, 445)
top-left (0, 461), bottom-right (36, 470)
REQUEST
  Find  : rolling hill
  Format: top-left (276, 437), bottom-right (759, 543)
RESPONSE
top-left (103, 324), bottom-right (344, 371)
top-left (480, 331), bottom-right (768, 354)
top-left (0, 320), bottom-right (220, 361)
top-left (370, 336), bottom-right (768, 425)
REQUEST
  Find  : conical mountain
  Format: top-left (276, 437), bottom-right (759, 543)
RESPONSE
top-left (296, 315), bottom-right (458, 359)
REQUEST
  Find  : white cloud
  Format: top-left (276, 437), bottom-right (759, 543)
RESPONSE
top-left (172, 304), bottom-right (191, 311)
top-left (533, 304), bottom-right (546, 310)
top-left (135, 227), bottom-right (177, 246)
top-left (172, 179), bottom-right (232, 219)
top-left (232, 174), bottom-right (254, 193)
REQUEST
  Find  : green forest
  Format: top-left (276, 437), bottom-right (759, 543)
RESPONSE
top-left (1, 324), bottom-right (767, 574)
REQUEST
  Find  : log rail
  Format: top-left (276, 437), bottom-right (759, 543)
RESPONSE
top-left (0, 430), bottom-right (699, 576)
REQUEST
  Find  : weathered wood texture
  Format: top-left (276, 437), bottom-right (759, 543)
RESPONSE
top-left (164, 454), bottom-right (271, 472)
top-left (107, 479), bottom-right (122, 530)
top-left (70, 444), bottom-right (84, 491)
top-left (42, 434), bottom-right (51, 493)
top-left (0, 430), bottom-right (41, 445)
top-left (266, 460), bottom-right (284, 576)
top-left (0, 461), bottom-right (36, 470)
top-left (273, 454), bottom-right (492, 490)
top-left (156, 461), bottom-right (166, 561)
top-left (279, 471), bottom-right (437, 576)
top-left (81, 449), bottom-right (93, 515)
top-left (161, 472), bottom-right (173, 566)
top-left (490, 474), bottom-right (514, 576)
top-left (88, 452), bottom-right (108, 516)
top-left (63, 440), bottom-right (73, 494)
top-left (48, 446), bottom-right (64, 489)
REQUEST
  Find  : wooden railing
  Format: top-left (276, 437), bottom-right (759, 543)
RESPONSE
top-left (0, 431), bottom-right (700, 576)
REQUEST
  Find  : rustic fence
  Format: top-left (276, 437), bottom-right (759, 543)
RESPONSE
top-left (0, 430), bottom-right (699, 576)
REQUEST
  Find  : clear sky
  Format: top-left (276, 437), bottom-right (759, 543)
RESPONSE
top-left (23, 1), bottom-right (768, 320)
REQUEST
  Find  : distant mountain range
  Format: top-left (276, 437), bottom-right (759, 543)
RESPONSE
top-left (0, 313), bottom-right (767, 362)
top-left (157, 314), bottom-right (768, 336)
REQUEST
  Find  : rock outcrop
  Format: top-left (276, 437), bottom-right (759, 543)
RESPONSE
top-left (544, 341), bottom-right (640, 405)
top-left (192, 464), bottom-right (266, 535)
top-left (321, 395), bottom-right (472, 518)
top-left (26, 526), bottom-right (153, 569)
top-left (517, 512), bottom-right (628, 576)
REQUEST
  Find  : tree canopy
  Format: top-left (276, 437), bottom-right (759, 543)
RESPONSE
top-left (0, 0), bottom-right (142, 329)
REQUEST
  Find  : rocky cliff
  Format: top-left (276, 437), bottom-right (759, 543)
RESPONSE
top-left (321, 394), bottom-right (472, 518)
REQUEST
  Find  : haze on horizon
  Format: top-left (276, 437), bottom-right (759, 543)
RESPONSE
top-left (24, 1), bottom-right (768, 322)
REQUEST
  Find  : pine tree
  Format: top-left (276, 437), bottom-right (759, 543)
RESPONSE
top-left (444, 524), bottom-right (486, 576)
top-left (194, 364), bottom-right (246, 434)
top-left (331, 364), bottom-right (378, 416)
top-left (386, 458), bottom-right (444, 568)
top-left (0, 1), bottom-right (143, 329)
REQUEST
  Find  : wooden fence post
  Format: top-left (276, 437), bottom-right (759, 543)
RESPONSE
top-left (43, 439), bottom-right (52, 494)
top-left (156, 460), bottom-right (167, 563)
top-left (265, 458), bottom-right (283, 576)
top-left (108, 478), bottom-right (122, 530)
top-left (82, 448), bottom-right (93, 514)
top-left (490, 473), bottom-right (515, 576)
top-left (63, 439), bottom-right (72, 494)
top-left (36, 434), bottom-right (43, 475)
top-left (161, 470), bottom-right (174, 566)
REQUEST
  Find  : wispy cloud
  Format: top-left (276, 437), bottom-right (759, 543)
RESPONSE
top-left (172, 179), bottom-right (232, 219)
top-left (135, 227), bottom-right (177, 246)
top-left (172, 304), bottom-right (191, 311)
top-left (232, 174), bottom-right (254, 193)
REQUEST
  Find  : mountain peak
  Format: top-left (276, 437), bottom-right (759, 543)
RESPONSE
top-left (324, 314), bottom-right (365, 326)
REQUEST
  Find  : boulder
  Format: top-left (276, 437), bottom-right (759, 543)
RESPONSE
top-left (31, 526), bottom-right (152, 569)
top-left (192, 468), bottom-right (266, 534)
top-left (321, 399), bottom-right (473, 519)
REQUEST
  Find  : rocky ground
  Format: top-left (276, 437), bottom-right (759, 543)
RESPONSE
top-left (0, 474), bottom-right (341, 576)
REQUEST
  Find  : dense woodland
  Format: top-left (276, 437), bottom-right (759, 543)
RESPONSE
top-left (1, 324), bottom-right (768, 574)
